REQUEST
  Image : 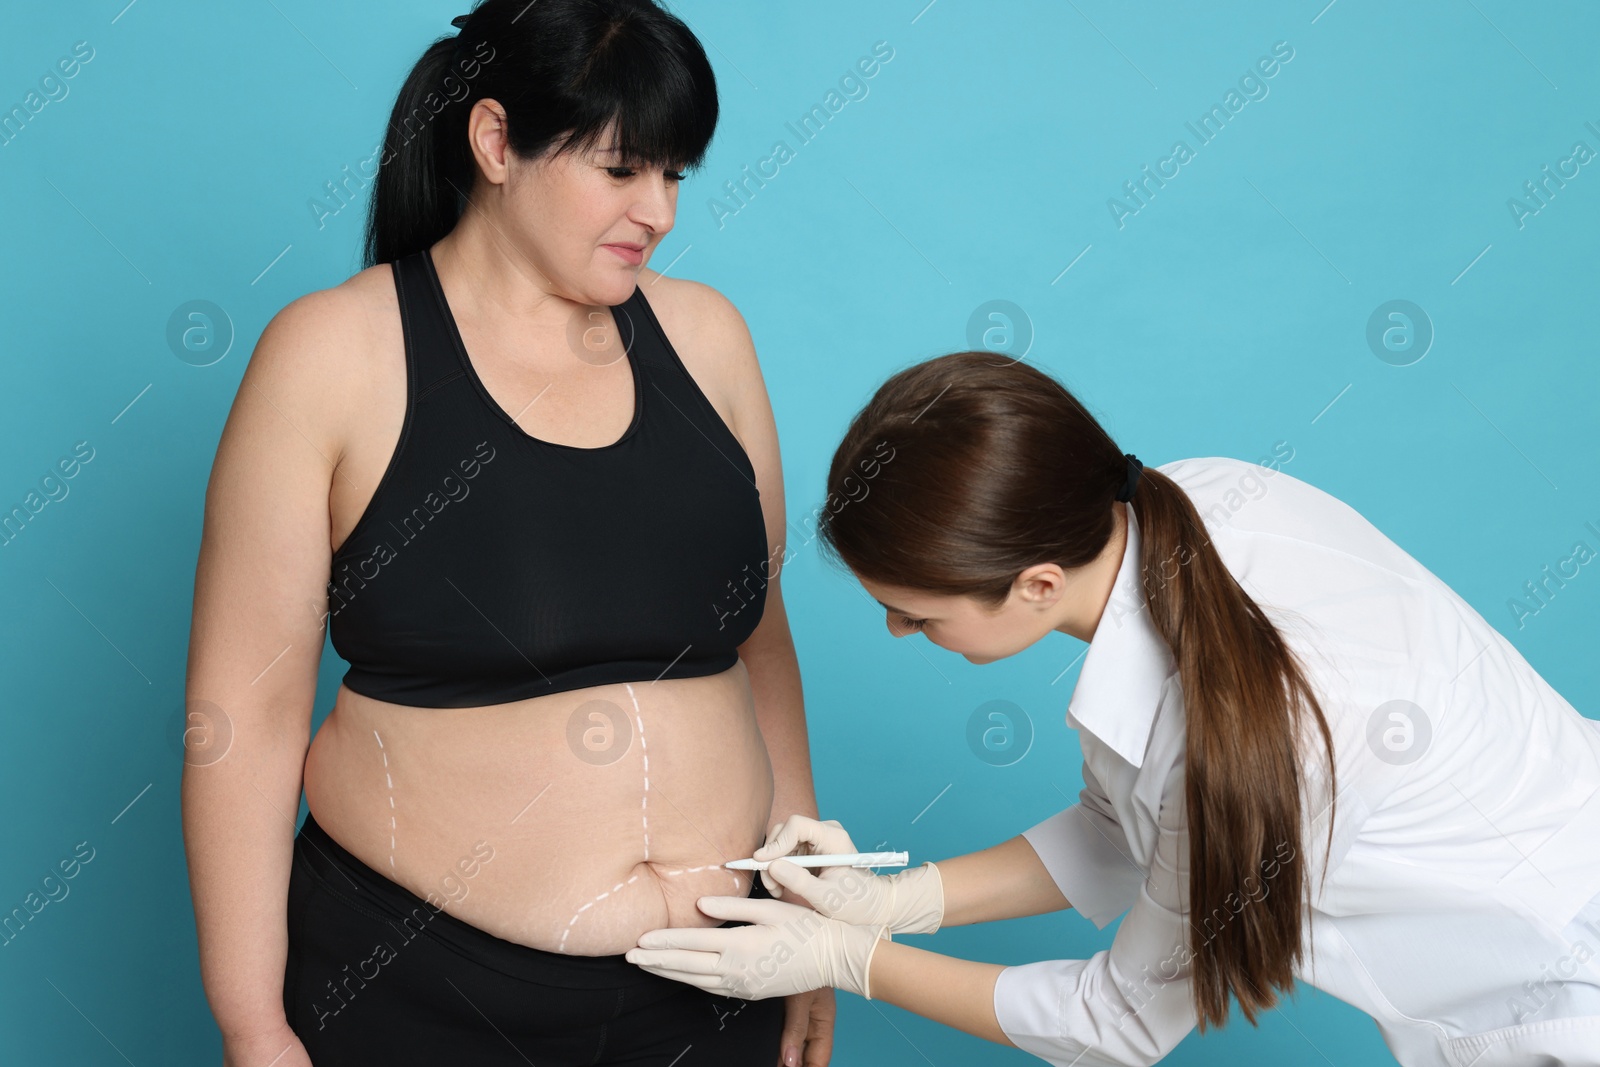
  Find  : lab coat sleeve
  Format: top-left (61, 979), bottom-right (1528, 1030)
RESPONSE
top-left (1020, 760), bottom-right (1146, 928)
top-left (996, 765), bottom-right (1197, 1067)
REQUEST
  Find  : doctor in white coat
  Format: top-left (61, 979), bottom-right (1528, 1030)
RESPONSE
top-left (626, 351), bottom-right (1600, 1067)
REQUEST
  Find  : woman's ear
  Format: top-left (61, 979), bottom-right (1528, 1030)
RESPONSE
top-left (1013, 563), bottom-right (1067, 608)
top-left (465, 98), bottom-right (514, 185)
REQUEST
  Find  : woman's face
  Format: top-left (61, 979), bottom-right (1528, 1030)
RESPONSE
top-left (852, 505), bottom-right (1127, 657)
top-left (496, 120), bottom-right (685, 306)
top-left (855, 574), bottom-right (1070, 665)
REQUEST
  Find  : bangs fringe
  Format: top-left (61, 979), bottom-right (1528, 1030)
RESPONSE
top-left (554, 31), bottom-right (717, 169)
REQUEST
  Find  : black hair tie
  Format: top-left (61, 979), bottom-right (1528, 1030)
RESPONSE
top-left (1115, 453), bottom-right (1143, 502)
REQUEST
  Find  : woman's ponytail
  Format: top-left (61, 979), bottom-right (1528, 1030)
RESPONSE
top-left (364, 36), bottom-right (480, 268)
top-left (1126, 465), bottom-right (1335, 1029)
top-left (817, 351), bottom-right (1337, 1032)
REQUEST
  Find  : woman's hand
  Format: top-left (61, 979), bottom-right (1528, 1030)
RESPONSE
top-left (779, 987), bottom-right (836, 1067)
top-left (757, 815), bottom-right (945, 936)
top-left (221, 1020), bottom-right (311, 1067)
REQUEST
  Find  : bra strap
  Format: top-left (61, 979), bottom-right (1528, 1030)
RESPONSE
top-left (393, 249), bottom-right (471, 396)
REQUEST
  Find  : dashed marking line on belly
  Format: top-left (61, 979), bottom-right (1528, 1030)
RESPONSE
top-left (555, 684), bottom-right (653, 954)
top-left (558, 872), bottom-right (645, 953)
top-left (374, 728), bottom-right (396, 873)
top-left (626, 682), bottom-right (650, 860)
top-left (553, 684), bottom-right (742, 953)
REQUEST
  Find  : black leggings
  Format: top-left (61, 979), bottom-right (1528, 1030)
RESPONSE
top-left (284, 811), bottom-right (787, 1065)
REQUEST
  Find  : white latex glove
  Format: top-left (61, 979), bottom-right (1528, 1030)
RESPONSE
top-left (625, 894), bottom-right (890, 1000)
top-left (756, 814), bottom-right (945, 936)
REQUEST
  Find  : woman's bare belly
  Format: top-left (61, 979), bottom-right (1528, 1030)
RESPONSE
top-left (301, 658), bottom-right (774, 956)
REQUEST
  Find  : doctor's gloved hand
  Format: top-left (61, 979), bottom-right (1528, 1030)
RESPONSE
top-left (756, 814), bottom-right (945, 936)
top-left (625, 895), bottom-right (890, 1000)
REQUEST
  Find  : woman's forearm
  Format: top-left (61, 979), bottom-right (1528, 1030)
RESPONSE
top-left (935, 833), bottom-right (1072, 927)
top-left (867, 939), bottom-right (1014, 1046)
top-left (181, 721), bottom-right (309, 1041)
top-left (740, 587), bottom-right (820, 823)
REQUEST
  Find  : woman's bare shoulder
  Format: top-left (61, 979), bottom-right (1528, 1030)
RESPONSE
top-left (243, 261), bottom-right (402, 457)
top-left (634, 270), bottom-right (755, 402)
top-left (259, 261), bottom-right (399, 378)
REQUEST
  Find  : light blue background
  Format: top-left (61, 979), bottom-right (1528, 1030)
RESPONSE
top-left (2, 1), bottom-right (1597, 1063)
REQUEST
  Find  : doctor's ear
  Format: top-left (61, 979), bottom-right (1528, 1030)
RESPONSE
top-left (1011, 563), bottom-right (1068, 607)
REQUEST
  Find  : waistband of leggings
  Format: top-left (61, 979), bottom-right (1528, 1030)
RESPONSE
top-left (294, 809), bottom-right (765, 989)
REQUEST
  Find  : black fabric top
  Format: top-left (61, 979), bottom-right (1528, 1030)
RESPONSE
top-left (326, 247), bottom-right (768, 707)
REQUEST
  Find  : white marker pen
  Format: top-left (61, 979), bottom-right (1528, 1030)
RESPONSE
top-left (723, 851), bottom-right (909, 871)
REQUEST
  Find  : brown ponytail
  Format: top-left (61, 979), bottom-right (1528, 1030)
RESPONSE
top-left (816, 351), bottom-right (1336, 1031)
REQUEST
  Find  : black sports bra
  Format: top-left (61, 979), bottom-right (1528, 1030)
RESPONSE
top-left (325, 247), bottom-right (769, 707)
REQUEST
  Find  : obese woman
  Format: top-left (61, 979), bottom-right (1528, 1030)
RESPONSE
top-left (181, 3), bottom-right (831, 1065)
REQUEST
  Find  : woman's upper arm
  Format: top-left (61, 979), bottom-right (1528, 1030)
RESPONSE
top-left (709, 289), bottom-right (786, 577)
top-left (186, 287), bottom-right (361, 746)
top-left (656, 279), bottom-right (787, 585)
top-left (1019, 758), bottom-right (1146, 929)
top-left (994, 764), bottom-right (1198, 1067)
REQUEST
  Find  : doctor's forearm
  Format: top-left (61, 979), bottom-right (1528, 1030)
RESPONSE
top-left (936, 834), bottom-right (1073, 926)
top-left (868, 940), bottom-right (1014, 1046)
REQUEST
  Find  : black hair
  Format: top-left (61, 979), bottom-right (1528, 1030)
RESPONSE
top-left (363, 0), bottom-right (719, 268)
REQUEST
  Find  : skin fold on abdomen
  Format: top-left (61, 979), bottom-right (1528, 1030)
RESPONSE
top-left (301, 659), bottom-right (775, 956)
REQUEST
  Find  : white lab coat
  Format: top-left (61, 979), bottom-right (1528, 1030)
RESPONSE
top-left (996, 456), bottom-right (1600, 1067)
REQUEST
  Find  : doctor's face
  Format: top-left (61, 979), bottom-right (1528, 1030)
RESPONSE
top-left (857, 572), bottom-right (1073, 664)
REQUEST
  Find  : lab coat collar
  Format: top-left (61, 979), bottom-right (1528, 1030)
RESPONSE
top-left (1065, 504), bottom-right (1176, 769)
